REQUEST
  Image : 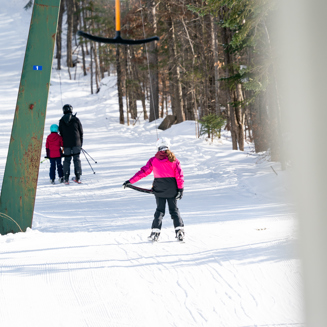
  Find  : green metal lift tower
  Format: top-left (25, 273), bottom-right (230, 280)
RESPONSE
top-left (0, 0), bottom-right (61, 235)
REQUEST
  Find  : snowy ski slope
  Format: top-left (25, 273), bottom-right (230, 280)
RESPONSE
top-left (0, 2), bottom-right (303, 326)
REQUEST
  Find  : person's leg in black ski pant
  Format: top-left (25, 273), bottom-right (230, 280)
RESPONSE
top-left (167, 197), bottom-right (184, 228)
top-left (72, 146), bottom-right (82, 180)
top-left (152, 197), bottom-right (167, 230)
top-left (63, 147), bottom-right (72, 181)
top-left (49, 158), bottom-right (56, 180)
top-left (55, 157), bottom-right (63, 179)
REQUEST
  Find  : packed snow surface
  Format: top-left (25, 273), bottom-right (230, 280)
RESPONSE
top-left (0, 2), bottom-right (303, 326)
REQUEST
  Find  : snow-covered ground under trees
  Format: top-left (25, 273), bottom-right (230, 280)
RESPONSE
top-left (0, 2), bottom-right (304, 327)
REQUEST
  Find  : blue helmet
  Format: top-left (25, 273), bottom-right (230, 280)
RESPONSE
top-left (50, 124), bottom-right (59, 133)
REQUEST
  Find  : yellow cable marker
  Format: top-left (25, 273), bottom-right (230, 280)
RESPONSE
top-left (116, 0), bottom-right (121, 32)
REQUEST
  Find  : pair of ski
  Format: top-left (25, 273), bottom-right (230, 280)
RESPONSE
top-left (65, 177), bottom-right (82, 185)
top-left (148, 234), bottom-right (185, 243)
top-left (50, 177), bottom-right (64, 185)
top-left (125, 185), bottom-right (185, 243)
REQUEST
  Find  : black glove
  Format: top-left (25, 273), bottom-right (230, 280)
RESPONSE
top-left (123, 180), bottom-right (131, 189)
top-left (46, 148), bottom-right (50, 158)
top-left (176, 188), bottom-right (184, 200)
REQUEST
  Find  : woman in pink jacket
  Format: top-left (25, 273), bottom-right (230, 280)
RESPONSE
top-left (123, 138), bottom-right (185, 242)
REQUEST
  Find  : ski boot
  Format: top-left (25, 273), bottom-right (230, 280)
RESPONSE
top-left (72, 177), bottom-right (81, 184)
top-left (64, 173), bottom-right (69, 185)
top-left (59, 177), bottom-right (64, 183)
top-left (175, 227), bottom-right (185, 242)
top-left (72, 173), bottom-right (81, 184)
top-left (50, 179), bottom-right (55, 185)
top-left (148, 229), bottom-right (161, 242)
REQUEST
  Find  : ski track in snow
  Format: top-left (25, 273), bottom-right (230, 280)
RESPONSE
top-left (0, 3), bottom-right (304, 327)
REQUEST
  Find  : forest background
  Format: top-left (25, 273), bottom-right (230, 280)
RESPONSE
top-left (26, 0), bottom-right (282, 164)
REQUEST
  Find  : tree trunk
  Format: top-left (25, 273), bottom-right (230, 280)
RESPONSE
top-left (167, 46), bottom-right (176, 116)
top-left (130, 47), bottom-right (148, 120)
top-left (73, 47), bottom-right (79, 80)
top-left (235, 83), bottom-right (245, 151)
top-left (210, 15), bottom-right (220, 115)
top-left (90, 44), bottom-right (93, 94)
top-left (73, 0), bottom-right (79, 46)
top-left (160, 74), bottom-right (166, 118)
top-left (181, 14), bottom-right (198, 134)
top-left (99, 45), bottom-right (105, 79)
top-left (141, 84), bottom-right (148, 120)
top-left (225, 101), bottom-right (231, 131)
top-left (80, 39), bottom-right (87, 76)
top-left (194, 15), bottom-right (205, 120)
top-left (251, 93), bottom-right (269, 152)
top-left (221, 24), bottom-right (237, 149)
top-left (79, 0), bottom-right (87, 76)
top-left (93, 43), bottom-right (100, 92)
top-left (66, 0), bottom-right (74, 68)
top-left (230, 100), bottom-right (238, 150)
top-left (147, 0), bottom-right (159, 122)
top-left (125, 84), bottom-right (130, 126)
top-left (116, 45), bottom-right (124, 124)
top-left (81, 0), bottom-right (89, 55)
top-left (91, 19), bottom-right (101, 89)
top-left (169, 16), bottom-right (185, 123)
top-left (126, 46), bottom-right (137, 119)
top-left (165, 5), bottom-right (177, 117)
top-left (200, 15), bottom-right (209, 116)
top-left (165, 83), bottom-right (168, 116)
top-left (56, 0), bottom-right (64, 70)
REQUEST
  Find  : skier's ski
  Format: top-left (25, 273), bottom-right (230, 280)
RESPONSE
top-left (148, 235), bottom-right (159, 242)
top-left (72, 177), bottom-right (82, 184)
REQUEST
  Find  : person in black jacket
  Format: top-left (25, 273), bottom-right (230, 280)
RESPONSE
top-left (58, 104), bottom-right (83, 184)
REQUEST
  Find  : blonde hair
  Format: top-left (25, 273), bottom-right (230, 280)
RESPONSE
top-left (166, 149), bottom-right (176, 162)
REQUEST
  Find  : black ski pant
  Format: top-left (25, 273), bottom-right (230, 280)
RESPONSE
top-left (152, 196), bottom-right (184, 230)
top-left (49, 157), bottom-right (63, 180)
top-left (63, 146), bottom-right (82, 180)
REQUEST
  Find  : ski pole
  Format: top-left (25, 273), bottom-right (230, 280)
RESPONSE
top-left (82, 149), bottom-right (96, 174)
top-left (81, 148), bottom-right (97, 163)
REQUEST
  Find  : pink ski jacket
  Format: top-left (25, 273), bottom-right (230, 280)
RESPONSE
top-left (130, 151), bottom-right (184, 198)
